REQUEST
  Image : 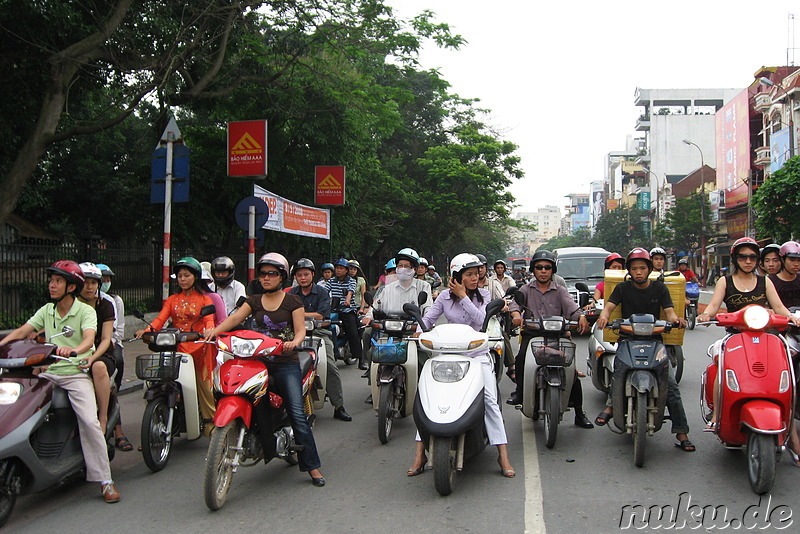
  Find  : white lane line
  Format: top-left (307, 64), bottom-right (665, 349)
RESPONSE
top-left (523, 416), bottom-right (546, 534)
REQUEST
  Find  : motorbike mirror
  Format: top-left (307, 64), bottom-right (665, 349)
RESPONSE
top-left (363, 291), bottom-right (374, 307)
top-left (132, 309), bottom-right (145, 320)
top-left (505, 286), bottom-right (518, 297)
top-left (417, 292), bottom-right (428, 306)
top-left (62, 326), bottom-right (74, 338)
top-left (430, 280), bottom-right (442, 289)
top-left (331, 296), bottom-right (341, 309)
top-left (402, 303), bottom-right (427, 331)
top-left (481, 298), bottom-right (505, 332)
top-left (574, 282), bottom-right (589, 292)
top-left (513, 291), bottom-right (526, 306)
top-left (200, 305), bottom-right (216, 317)
top-left (236, 295), bottom-right (247, 308)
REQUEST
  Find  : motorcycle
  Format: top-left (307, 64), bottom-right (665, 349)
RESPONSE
top-left (365, 292), bottom-right (426, 444)
top-left (132, 306), bottom-right (215, 472)
top-left (404, 297), bottom-right (505, 496)
top-left (685, 281), bottom-right (700, 330)
top-left (203, 329), bottom-right (319, 510)
top-left (700, 305), bottom-right (794, 494)
top-left (0, 327), bottom-right (120, 527)
top-left (329, 297), bottom-right (359, 366)
top-left (586, 299), bottom-right (617, 394)
top-left (301, 318), bottom-right (330, 412)
top-left (605, 314), bottom-right (677, 467)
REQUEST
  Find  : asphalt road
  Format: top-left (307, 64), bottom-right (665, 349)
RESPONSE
top-left (6, 323), bottom-right (799, 533)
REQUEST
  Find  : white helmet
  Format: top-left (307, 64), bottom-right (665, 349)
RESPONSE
top-left (79, 262), bottom-right (103, 281)
top-left (449, 253), bottom-right (482, 279)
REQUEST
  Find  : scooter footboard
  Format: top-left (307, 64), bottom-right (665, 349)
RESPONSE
top-left (214, 396), bottom-right (253, 428)
top-left (740, 400), bottom-right (786, 434)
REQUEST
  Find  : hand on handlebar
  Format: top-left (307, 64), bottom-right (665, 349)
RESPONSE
top-left (595, 316), bottom-right (608, 330)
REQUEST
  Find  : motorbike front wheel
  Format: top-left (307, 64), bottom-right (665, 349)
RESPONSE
top-left (433, 436), bottom-right (456, 496)
top-left (0, 461), bottom-right (17, 528)
top-left (633, 392), bottom-right (648, 468)
top-left (686, 304), bottom-right (697, 330)
top-left (543, 386), bottom-right (560, 449)
top-left (204, 420), bottom-right (241, 511)
top-left (747, 432), bottom-right (777, 494)
top-left (141, 397), bottom-right (174, 472)
top-left (378, 382), bottom-right (397, 444)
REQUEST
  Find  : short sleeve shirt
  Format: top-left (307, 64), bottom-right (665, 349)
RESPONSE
top-left (27, 299), bottom-right (97, 375)
top-left (769, 274), bottom-right (800, 308)
top-left (607, 280), bottom-right (673, 319)
top-left (246, 293), bottom-right (304, 362)
top-left (89, 297), bottom-right (116, 354)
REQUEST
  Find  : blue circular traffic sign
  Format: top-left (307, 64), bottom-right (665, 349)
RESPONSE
top-left (235, 196), bottom-right (270, 231)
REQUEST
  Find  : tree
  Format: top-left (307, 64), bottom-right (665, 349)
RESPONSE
top-left (752, 156), bottom-right (800, 242)
top-left (592, 206), bottom-right (652, 253)
top-left (655, 193), bottom-right (705, 256)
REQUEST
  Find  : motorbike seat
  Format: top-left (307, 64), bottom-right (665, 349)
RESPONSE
top-left (51, 387), bottom-right (72, 409)
top-left (297, 350), bottom-right (315, 377)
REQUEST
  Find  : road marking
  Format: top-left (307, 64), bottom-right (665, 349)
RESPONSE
top-left (523, 416), bottom-right (546, 534)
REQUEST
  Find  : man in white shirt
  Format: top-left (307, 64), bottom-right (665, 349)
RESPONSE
top-left (210, 256), bottom-right (246, 316)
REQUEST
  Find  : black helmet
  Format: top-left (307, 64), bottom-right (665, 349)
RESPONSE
top-left (530, 250), bottom-right (556, 273)
top-left (475, 253), bottom-right (488, 265)
top-left (292, 258), bottom-right (316, 277)
top-left (211, 256), bottom-right (235, 287)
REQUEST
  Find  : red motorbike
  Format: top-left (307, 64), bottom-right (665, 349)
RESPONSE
top-left (701, 305), bottom-right (794, 494)
top-left (203, 330), bottom-right (319, 510)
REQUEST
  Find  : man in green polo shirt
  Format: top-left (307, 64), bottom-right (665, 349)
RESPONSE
top-left (0, 260), bottom-right (120, 503)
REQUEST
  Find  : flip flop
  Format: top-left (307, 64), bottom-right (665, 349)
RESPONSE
top-left (500, 468), bottom-right (516, 478)
top-left (115, 436), bottom-right (133, 451)
top-left (675, 439), bottom-right (696, 452)
top-left (595, 411), bottom-right (612, 426)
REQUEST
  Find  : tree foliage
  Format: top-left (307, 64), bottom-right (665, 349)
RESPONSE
top-left (752, 156), bottom-right (800, 242)
top-left (592, 206), bottom-right (653, 253)
top-left (653, 193), bottom-right (706, 256)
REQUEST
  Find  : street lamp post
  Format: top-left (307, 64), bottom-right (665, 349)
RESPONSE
top-left (759, 77), bottom-right (795, 158)
top-left (683, 139), bottom-right (707, 284)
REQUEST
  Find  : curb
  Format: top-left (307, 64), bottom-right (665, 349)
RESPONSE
top-left (119, 380), bottom-right (144, 396)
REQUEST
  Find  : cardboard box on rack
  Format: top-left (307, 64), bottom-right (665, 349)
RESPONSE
top-left (602, 269), bottom-right (686, 345)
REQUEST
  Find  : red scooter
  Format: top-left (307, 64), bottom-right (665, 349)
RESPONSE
top-left (203, 330), bottom-right (319, 510)
top-left (701, 305), bottom-right (794, 494)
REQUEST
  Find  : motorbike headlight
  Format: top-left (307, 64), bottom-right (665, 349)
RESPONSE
top-left (231, 337), bottom-right (259, 358)
top-left (155, 332), bottom-right (177, 346)
top-left (779, 370), bottom-right (790, 393)
top-left (384, 320), bottom-right (404, 331)
top-left (542, 319), bottom-right (562, 332)
top-left (743, 306), bottom-right (770, 330)
top-left (632, 323), bottom-right (655, 336)
top-left (0, 383), bottom-right (22, 405)
top-left (432, 361), bottom-right (470, 382)
top-left (725, 369), bottom-right (740, 392)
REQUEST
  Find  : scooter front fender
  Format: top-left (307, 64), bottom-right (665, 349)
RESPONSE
top-left (739, 400), bottom-right (786, 434)
top-left (627, 370), bottom-right (656, 394)
top-left (213, 396), bottom-right (253, 428)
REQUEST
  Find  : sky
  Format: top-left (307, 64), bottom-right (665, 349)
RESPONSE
top-left (390, 0), bottom-right (798, 216)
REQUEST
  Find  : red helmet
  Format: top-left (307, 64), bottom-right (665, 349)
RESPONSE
top-left (730, 237), bottom-right (758, 257)
top-left (604, 253), bottom-right (625, 269)
top-left (46, 260), bottom-right (85, 292)
top-left (625, 248), bottom-right (653, 270)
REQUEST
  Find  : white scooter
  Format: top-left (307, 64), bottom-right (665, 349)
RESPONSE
top-left (404, 298), bottom-right (505, 496)
top-left (586, 299), bottom-right (617, 394)
top-left (302, 318), bottom-right (330, 412)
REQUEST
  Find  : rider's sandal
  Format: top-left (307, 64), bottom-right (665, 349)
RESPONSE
top-left (115, 436), bottom-right (133, 451)
top-left (702, 422), bottom-right (717, 433)
top-left (789, 449), bottom-right (800, 467)
top-left (407, 460), bottom-right (428, 477)
top-left (594, 411), bottom-right (612, 426)
top-left (675, 439), bottom-right (696, 452)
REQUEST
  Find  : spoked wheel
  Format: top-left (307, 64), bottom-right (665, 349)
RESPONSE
top-left (141, 397), bottom-right (173, 472)
top-left (378, 382), bottom-right (397, 444)
top-left (747, 432), bottom-right (777, 494)
top-left (433, 436), bottom-right (456, 496)
top-left (686, 304), bottom-right (697, 330)
top-left (668, 345), bottom-right (685, 384)
top-left (543, 386), bottom-right (560, 449)
top-left (0, 461), bottom-right (18, 528)
top-left (204, 420), bottom-right (241, 511)
top-left (633, 392), bottom-right (648, 468)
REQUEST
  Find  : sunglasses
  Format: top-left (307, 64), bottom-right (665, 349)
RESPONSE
top-left (533, 264), bottom-right (553, 271)
top-left (737, 254), bottom-right (758, 261)
top-left (258, 270), bottom-right (281, 278)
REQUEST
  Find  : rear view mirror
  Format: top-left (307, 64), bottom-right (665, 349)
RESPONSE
top-left (513, 291), bottom-right (526, 306)
top-left (200, 305), bottom-right (216, 317)
top-left (418, 292), bottom-right (428, 306)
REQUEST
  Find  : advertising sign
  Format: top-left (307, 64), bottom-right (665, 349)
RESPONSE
top-left (770, 127), bottom-right (792, 173)
top-left (253, 185), bottom-right (330, 239)
top-left (715, 90), bottom-right (750, 207)
top-left (637, 191), bottom-right (651, 211)
top-left (590, 181), bottom-right (604, 226)
top-left (228, 120), bottom-right (267, 176)
top-left (314, 166), bottom-right (346, 205)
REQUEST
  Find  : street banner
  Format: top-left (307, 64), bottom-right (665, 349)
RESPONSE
top-left (715, 90), bottom-right (750, 207)
top-left (254, 185), bottom-right (330, 239)
top-left (770, 127), bottom-right (791, 173)
top-left (314, 166), bottom-right (346, 205)
top-left (228, 120), bottom-right (267, 176)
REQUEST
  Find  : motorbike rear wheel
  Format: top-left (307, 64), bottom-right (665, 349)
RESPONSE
top-left (204, 420), bottom-right (241, 510)
top-left (543, 386), bottom-right (560, 449)
top-left (686, 304), bottom-right (696, 330)
top-left (747, 432), bottom-right (777, 494)
top-left (633, 392), bottom-right (647, 467)
top-left (0, 461), bottom-right (17, 528)
top-left (378, 382), bottom-right (396, 444)
top-left (668, 345), bottom-right (685, 384)
top-left (433, 436), bottom-right (456, 496)
top-left (141, 397), bottom-right (173, 472)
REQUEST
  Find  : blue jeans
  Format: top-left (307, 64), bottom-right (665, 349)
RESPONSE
top-left (268, 361), bottom-right (321, 472)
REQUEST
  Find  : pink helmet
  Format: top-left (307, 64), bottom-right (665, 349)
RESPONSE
top-left (779, 241), bottom-right (800, 258)
top-left (257, 252), bottom-right (290, 279)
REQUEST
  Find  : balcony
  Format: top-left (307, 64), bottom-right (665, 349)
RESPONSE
top-left (635, 152), bottom-right (651, 165)
top-left (754, 146), bottom-right (770, 167)
top-left (753, 92), bottom-right (772, 112)
top-left (635, 115), bottom-right (650, 131)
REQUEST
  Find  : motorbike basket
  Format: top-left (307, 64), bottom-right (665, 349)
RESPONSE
top-left (530, 339), bottom-right (575, 366)
top-left (136, 353), bottom-right (181, 381)
top-left (371, 337), bottom-right (408, 364)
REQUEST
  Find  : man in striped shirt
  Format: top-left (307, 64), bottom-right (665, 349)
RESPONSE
top-left (326, 258), bottom-right (365, 368)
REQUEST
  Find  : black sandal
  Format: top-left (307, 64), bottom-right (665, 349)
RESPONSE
top-left (505, 367), bottom-right (516, 383)
top-left (595, 411), bottom-right (612, 426)
top-left (115, 436), bottom-right (133, 451)
top-left (675, 439), bottom-right (696, 452)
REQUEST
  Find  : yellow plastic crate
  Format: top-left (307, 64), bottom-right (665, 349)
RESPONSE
top-left (602, 269), bottom-right (686, 345)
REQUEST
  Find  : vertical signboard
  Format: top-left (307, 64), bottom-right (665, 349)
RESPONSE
top-left (227, 120), bottom-right (268, 176)
top-left (715, 90), bottom-right (750, 207)
top-left (314, 166), bottom-right (346, 205)
top-left (770, 127), bottom-right (791, 173)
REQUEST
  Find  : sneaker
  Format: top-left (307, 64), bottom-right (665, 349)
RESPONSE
top-left (102, 483), bottom-right (121, 503)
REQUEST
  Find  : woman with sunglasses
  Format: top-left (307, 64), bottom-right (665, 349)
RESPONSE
top-left (699, 238), bottom-right (799, 429)
top-left (204, 253), bottom-right (325, 486)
